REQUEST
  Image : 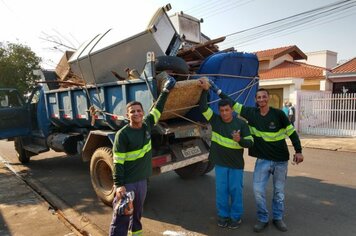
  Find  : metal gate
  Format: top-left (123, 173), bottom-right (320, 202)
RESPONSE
top-left (297, 91), bottom-right (356, 137)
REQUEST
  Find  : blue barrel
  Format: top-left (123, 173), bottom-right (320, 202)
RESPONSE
top-left (198, 52), bottom-right (259, 114)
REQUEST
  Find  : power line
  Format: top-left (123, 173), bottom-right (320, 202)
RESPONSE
top-left (224, 2), bottom-right (355, 45)
top-left (225, 0), bottom-right (355, 38)
top-left (235, 7), bottom-right (356, 48)
top-left (182, 0), bottom-right (219, 13)
top-left (184, 0), bottom-right (256, 19)
top-left (204, 0), bottom-right (256, 19)
top-left (186, 0), bottom-right (239, 16)
top-left (218, 0), bottom-right (356, 49)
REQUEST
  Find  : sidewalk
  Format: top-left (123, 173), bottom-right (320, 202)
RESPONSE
top-left (287, 134), bottom-right (356, 153)
top-left (0, 160), bottom-right (76, 236)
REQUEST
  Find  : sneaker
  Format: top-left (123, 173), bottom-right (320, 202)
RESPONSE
top-left (217, 217), bottom-right (229, 228)
top-left (253, 221), bottom-right (268, 233)
top-left (228, 219), bottom-right (242, 229)
top-left (273, 219), bottom-right (288, 232)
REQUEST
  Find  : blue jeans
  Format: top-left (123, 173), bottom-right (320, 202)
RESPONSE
top-left (215, 165), bottom-right (244, 220)
top-left (253, 159), bottom-right (288, 222)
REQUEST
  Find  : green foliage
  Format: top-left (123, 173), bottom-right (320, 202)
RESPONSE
top-left (0, 42), bottom-right (41, 95)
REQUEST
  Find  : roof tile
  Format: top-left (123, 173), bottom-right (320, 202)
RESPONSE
top-left (332, 58), bottom-right (356, 73)
top-left (259, 61), bottom-right (326, 79)
top-left (255, 45), bottom-right (295, 59)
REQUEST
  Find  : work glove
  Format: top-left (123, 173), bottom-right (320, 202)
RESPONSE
top-left (162, 75), bottom-right (176, 92)
top-left (209, 79), bottom-right (222, 95)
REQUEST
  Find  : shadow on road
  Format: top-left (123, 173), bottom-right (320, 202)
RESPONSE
top-left (143, 170), bottom-right (356, 236)
top-left (2, 146), bottom-right (356, 236)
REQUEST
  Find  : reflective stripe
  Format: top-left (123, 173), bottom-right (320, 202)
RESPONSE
top-left (132, 229), bottom-right (143, 236)
top-left (113, 152), bottom-right (126, 164)
top-left (286, 124), bottom-right (296, 136)
top-left (113, 140), bottom-right (152, 164)
top-left (211, 131), bottom-right (243, 149)
top-left (249, 126), bottom-right (290, 142)
top-left (202, 107), bottom-right (213, 121)
top-left (150, 108), bottom-right (161, 124)
top-left (243, 135), bottom-right (254, 143)
top-left (233, 103), bottom-right (242, 114)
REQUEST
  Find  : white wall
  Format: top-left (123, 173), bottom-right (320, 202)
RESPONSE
top-left (303, 50), bottom-right (337, 69)
top-left (320, 80), bottom-right (333, 91)
top-left (259, 54), bottom-right (294, 70)
top-left (269, 54), bottom-right (293, 69)
top-left (260, 77), bottom-right (303, 105)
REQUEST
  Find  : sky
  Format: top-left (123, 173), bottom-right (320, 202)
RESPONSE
top-left (1, 0), bottom-right (356, 69)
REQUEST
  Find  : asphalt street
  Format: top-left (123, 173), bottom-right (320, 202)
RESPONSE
top-left (0, 139), bottom-right (356, 236)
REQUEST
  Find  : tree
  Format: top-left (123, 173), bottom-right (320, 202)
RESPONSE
top-left (0, 42), bottom-right (41, 95)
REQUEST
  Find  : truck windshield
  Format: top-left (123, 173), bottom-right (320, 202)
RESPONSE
top-left (0, 90), bottom-right (24, 108)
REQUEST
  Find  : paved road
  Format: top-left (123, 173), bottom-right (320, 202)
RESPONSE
top-left (0, 140), bottom-right (356, 236)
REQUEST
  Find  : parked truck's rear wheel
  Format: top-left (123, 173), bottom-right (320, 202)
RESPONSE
top-left (175, 161), bottom-right (209, 179)
top-left (202, 160), bottom-right (215, 175)
top-left (14, 138), bottom-right (31, 164)
top-left (90, 147), bottom-right (115, 206)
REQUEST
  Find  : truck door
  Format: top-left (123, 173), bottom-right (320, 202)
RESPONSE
top-left (0, 88), bottom-right (30, 139)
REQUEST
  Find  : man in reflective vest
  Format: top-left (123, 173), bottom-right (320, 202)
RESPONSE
top-left (209, 81), bottom-right (304, 233)
top-left (109, 75), bottom-right (176, 236)
top-left (198, 78), bottom-right (254, 229)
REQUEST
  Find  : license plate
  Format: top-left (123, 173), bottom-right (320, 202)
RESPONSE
top-left (181, 146), bottom-right (202, 158)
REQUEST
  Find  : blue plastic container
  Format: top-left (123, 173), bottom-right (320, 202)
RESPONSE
top-left (198, 52), bottom-right (259, 114)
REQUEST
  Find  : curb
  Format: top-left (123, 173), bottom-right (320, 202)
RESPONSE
top-left (25, 177), bottom-right (107, 236)
top-left (0, 157), bottom-right (106, 236)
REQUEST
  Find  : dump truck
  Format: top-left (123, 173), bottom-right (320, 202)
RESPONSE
top-left (0, 5), bottom-right (259, 205)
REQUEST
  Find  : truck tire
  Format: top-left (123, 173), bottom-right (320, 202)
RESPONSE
top-left (14, 138), bottom-right (30, 164)
top-left (175, 161), bottom-right (209, 179)
top-left (155, 56), bottom-right (189, 81)
top-left (202, 160), bottom-right (215, 175)
top-left (90, 147), bottom-right (115, 206)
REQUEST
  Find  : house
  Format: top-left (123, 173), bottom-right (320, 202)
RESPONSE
top-left (255, 45), bottom-right (332, 109)
top-left (254, 45), bottom-right (356, 136)
top-left (327, 57), bottom-right (356, 94)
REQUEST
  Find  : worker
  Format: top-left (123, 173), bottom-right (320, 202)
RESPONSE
top-left (109, 74), bottom-right (176, 236)
top-left (198, 78), bottom-right (254, 229)
top-left (209, 82), bottom-right (304, 233)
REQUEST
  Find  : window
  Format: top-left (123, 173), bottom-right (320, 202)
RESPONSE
top-left (0, 90), bottom-right (24, 108)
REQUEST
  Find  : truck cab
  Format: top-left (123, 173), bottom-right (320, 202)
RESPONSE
top-left (0, 88), bottom-right (30, 139)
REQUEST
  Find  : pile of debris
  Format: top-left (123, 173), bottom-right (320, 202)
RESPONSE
top-left (54, 51), bottom-right (84, 88)
top-left (51, 6), bottom-right (232, 88)
top-left (54, 36), bottom-right (230, 88)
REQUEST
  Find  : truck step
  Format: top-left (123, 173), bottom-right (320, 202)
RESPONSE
top-left (24, 144), bottom-right (48, 154)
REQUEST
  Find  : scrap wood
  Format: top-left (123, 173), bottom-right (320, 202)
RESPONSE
top-left (177, 37), bottom-right (226, 71)
top-left (177, 36), bottom-right (226, 58)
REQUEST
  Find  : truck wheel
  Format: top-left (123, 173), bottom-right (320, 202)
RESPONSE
top-left (90, 147), bottom-right (115, 206)
top-left (175, 161), bottom-right (209, 179)
top-left (14, 138), bottom-right (30, 164)
top-left (155, 56), bottom-right (189, 81)
top-left (202, 161), bottom-right (215, 175)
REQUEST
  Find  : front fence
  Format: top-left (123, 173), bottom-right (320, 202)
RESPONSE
top-left (297, 91), bottom-right (356, 137)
